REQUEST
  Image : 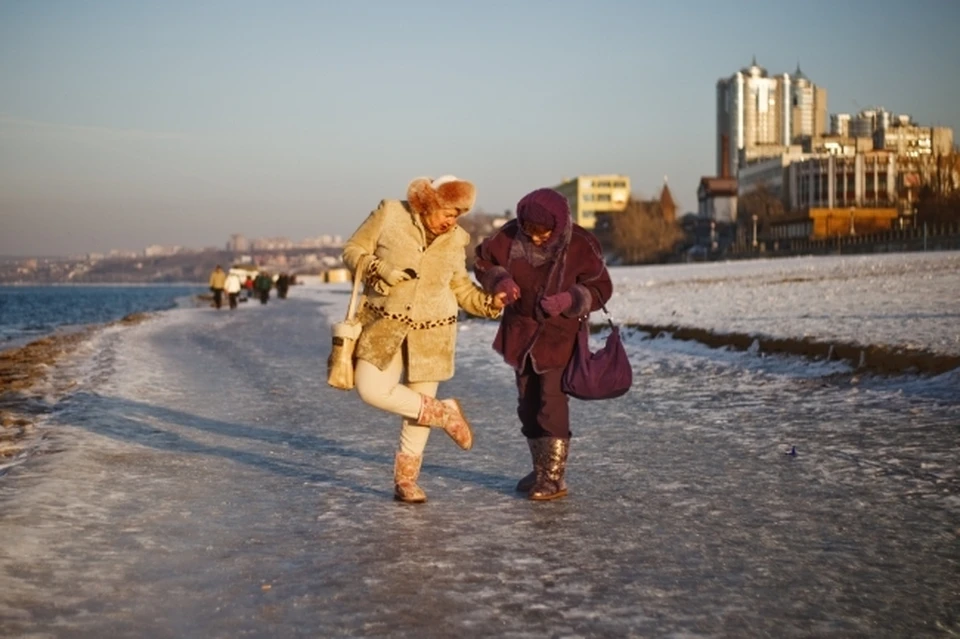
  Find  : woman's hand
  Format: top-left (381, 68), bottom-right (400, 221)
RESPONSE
top-left (540, 291), bottom-right (573, 317)
top-left (374, 259), bottom-right (413, 286)
top-left (491, 291), bottom-right (509, 310)
top-left (493, 277), bottom-right (521, 304)
top-left (381, 268), bottom-right (413, 286)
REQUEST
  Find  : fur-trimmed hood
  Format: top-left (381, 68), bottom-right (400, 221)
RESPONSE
top-left (407, 175), bottom-right (476, 215)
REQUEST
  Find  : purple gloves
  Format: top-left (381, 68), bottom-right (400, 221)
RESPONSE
top-left (540, 291), bottom-right (573, 317)
top-left (494, 277), bottom-right (521, 304)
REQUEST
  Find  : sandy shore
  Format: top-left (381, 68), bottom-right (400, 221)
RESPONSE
top-left (0, 313), bottom-right (151, 465)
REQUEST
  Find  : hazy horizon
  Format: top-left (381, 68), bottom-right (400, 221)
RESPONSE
top-left (2, 0), bottom-right (959, 257)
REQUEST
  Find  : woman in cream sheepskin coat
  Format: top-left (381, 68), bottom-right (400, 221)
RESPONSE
top-left (341, 176), bottom-right (505, 503)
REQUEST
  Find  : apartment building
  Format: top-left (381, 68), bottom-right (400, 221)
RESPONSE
top-left (552, 175), bottom-right (630, 229)
top-left (716, 59), bottom-right (827, 178)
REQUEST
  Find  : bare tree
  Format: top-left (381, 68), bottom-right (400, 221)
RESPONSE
top-left (915, 149), bottom-right (960, 224)
top-left (610, 198), bottom-right (684, 264)
top-left (737, 183), bottom-right (784, 228)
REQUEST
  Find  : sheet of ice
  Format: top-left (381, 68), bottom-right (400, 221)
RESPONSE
top-left (0, 263), bottom-right (957, 637)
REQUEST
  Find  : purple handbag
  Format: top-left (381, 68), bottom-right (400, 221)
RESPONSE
top-left (561, 307), bottom-right (633, 401)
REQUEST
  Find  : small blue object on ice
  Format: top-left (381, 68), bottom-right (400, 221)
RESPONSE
top-left (786, 446), bottom-right (797, 457)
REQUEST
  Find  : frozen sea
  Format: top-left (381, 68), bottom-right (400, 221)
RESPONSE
top-left (1, 253), bottom-right (958, 638)
top-left (0, 284), bottom-right (204, 347)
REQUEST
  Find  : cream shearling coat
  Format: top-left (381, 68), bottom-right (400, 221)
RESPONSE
top-left (342, 199), bottom-right (501, 383)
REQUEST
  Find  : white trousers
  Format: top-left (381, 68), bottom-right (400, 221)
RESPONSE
top-left (354, 350), bottom-right (438, 456)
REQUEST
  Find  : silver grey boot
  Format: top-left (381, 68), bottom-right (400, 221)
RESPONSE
top-left (528, 437), bottom-right (570, 501)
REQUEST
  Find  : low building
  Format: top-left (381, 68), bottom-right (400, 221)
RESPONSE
top-left (143, 245), bottom-right (182, 257)
top-left (768, 207), bottom-right (899, 242)
top-left (697, 177), bottom-right (738, 223)
top-left (875, 124), bottom-right (953, 158)
top-left (324, 268), bottom-right (351, 283)
top-left (552, 175), bottom-right (630, 229)
top-left (738, 147), bottom-right (808, 200)
top-left (807, 135), bottom-right (874, 156)
top-left (787, 152), bottom-right (897, 210)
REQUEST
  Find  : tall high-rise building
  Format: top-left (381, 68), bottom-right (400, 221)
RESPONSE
top-left (790, 65), bottom-right (827, 142)
top-left (839, 107), bottom-right (896, 139)
top-left (227, 233), bottom-right (249, 252)
top-left (716, 58), bottom-right (827, 178)
top-left (831, 113), bottom-right (852, 137)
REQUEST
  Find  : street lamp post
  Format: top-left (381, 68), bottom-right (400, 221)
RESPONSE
top-left (849, 207), bottom-right (856, 236)
top-left (751, 214), bottom-right (758, 249)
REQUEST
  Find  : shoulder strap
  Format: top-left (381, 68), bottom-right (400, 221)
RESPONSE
top-left (345, 266), bottom-right (363, 322)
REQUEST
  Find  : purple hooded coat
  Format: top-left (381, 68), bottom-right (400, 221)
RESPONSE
top-left (475, 189), bottom-right (613, 373)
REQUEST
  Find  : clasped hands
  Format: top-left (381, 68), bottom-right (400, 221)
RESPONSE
top-left (376, 263), bottom-right (574, 316)
top-left (492, 277), bottom-right (573, 316)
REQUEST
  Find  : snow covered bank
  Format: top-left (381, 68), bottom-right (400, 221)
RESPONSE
top-left (310, 252), bottom-right (960, 374)
top-left (607, 252), bottom-right (960, 360)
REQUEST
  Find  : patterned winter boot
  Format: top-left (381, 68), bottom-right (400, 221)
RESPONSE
top-left (417, 396), bottom-right (474, 450)
top-left (515, 439), bottom-right (537, 493)
top-left (529, 437), bottom-right (570, 501)
top-left (394, 451), bottom-right (427, 504)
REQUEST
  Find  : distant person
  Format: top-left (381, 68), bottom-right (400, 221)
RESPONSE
top-left (208, 265), bottom-right (227, 309)
top-left (254, 271), bottom-right (272, 304)
top-left (223, 270), bottom-right (242, 309)
top-left (243, 275), bottom-right (255, 300)
top-left (475, 188), bottom-right (613, 501)
top-left (341, 175), bottom-right (507, 503)
top-left (276, 273), bottom-right (290, 299)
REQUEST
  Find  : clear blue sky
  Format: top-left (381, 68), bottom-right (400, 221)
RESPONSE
top-left (2, 0), bottom-right (958, 256)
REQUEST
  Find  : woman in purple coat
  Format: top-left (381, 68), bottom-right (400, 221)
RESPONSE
top-left (475, 188), bottom-right (613, 500)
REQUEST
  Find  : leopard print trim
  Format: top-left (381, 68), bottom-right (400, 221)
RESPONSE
top-left (365, 303), bottom-right (459, 330)
top-left (363, 257), bottom-right (386, 287)
top-left (481, 293), bottom-right (503, 318)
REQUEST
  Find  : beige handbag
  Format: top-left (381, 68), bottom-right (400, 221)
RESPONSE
top-left (326, 266), bottom-right (364, 391)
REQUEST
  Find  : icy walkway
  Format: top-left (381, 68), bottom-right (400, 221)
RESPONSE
top-left (1, 290), bottom-right (958, 638)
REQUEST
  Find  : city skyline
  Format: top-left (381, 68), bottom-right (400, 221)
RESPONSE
top-left (2, 0), bottom-right (959, 257)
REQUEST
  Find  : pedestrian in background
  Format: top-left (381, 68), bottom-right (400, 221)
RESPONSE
top-left (341, 175), bottom-right (507, 503)
top-left (276, 273), bottom-right (290, 299)
top-left (254, 271), bottom-right (272, 304)
top-left (224, 270), bottom-right (242, 309)
top-left (475, 188), bottom-right (612, 501)
top-left (208, 265), bottom-right (227, 309)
